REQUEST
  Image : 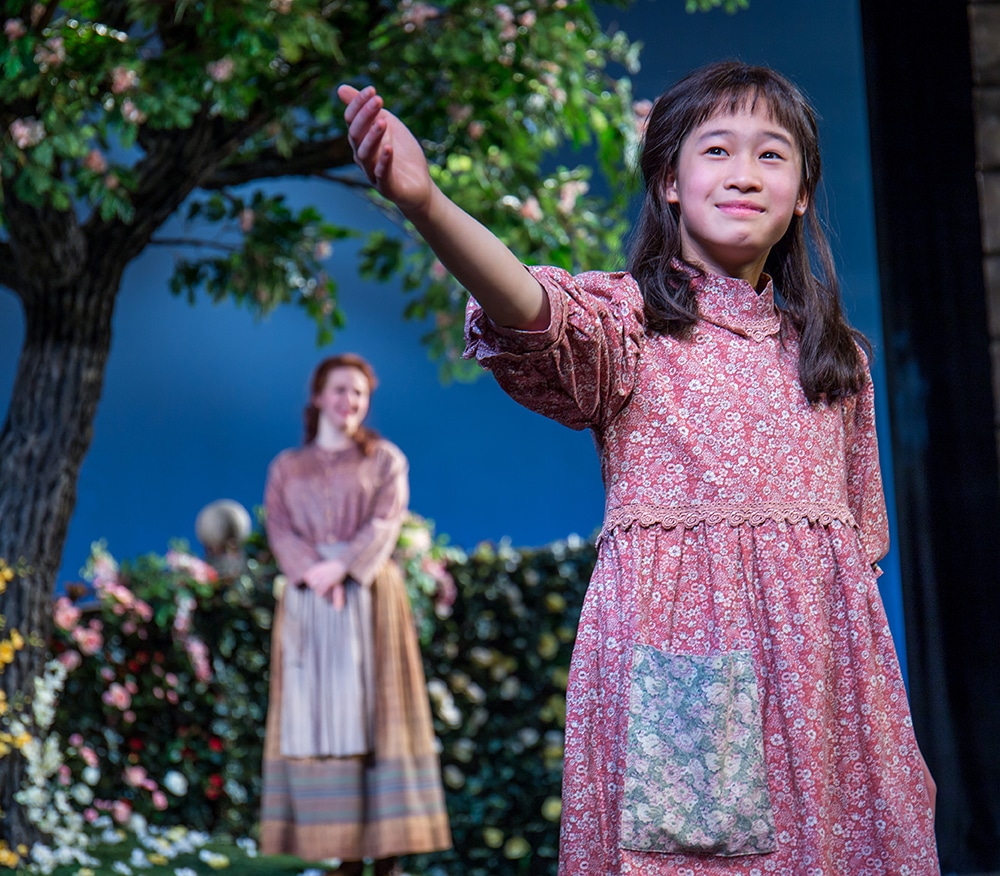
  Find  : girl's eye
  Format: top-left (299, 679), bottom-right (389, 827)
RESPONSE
top-left (760, 150), bottom-right (783, 160)
top-left (705, 146), bottom-right (727, 156)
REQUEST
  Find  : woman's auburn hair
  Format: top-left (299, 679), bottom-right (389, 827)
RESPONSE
top-left (627, 59), bottom-right (870, 403)
top-left (303, 353), bottom-right (381, 455)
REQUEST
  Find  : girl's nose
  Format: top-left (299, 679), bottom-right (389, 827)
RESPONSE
top-left (725, 155), bottom-right (762, 191)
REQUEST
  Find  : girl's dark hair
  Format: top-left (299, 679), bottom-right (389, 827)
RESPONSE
top-left (304, 353), bottom-right (381, 455)
top-left (627, 60), bottom-right (869, 403)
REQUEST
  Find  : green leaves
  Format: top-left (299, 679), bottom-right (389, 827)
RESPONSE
top-left (165, 191), bottom-right (355, 345)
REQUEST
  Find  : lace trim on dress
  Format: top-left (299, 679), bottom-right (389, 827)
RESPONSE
top-left (599, 502), bottom-right (858, 542)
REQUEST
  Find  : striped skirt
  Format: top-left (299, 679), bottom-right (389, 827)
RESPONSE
top-left (259, 562), bottom-right (451, 861)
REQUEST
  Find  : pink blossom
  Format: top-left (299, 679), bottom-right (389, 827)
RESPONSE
top-left (124, 709), bottom-right (136, 723)
top-left (239, 208), bottom-right (255, 233)
top-left (125, 680), bottom-right (138, 694)
top-left (69, 733), bottom-right (84, 748)
top-left (165, 672), bottom-right (179, 687)
top-left (34, 35), bottom-right (65, 68)
top-left (430, 260), bottom-right (448, 281)
top-left (399, 0), bottom-right (440, 32)
top-left (271, 0), bottom-right (293, 11)
top-left (59, 649), bottom-right (82, 671)
top-left (519, 196), bottom-right (543, 222)
top-left (558, 180), bottom-right (589, 215)
top-left (124, 765), bottom-right (147, 788)
top-left (121, 100), bottom-right (146, 125)
top-left (185, 637), bottom-right (212, 682)
top-left (84, 807), bottom-right (99, 824)
top-left (80, 746), bottom-right (99, 768)
top-left (82, 149), bottom-right (108, 174)
top-left (166, 690), bottom-right (179, 705)
top-left (102, 682), bottom-right (131, 711)
top-left (447, 104), bottom-right (472, 124)
top-left (73, 626), bottom-right (104, 656)
top-left (313, 240), bottom-right (332, 260)
top-left (105, 173), bottom-right (121, 191)
top-left (30, 4), bottom-right (45, 25)
top-left (4, 19), bottom-right (27, 40)
top-left (9, 118), bottom-right (45, 149)
top-left (519, 10), bottom-right (537, 28)
top-left (468, 120), bottom-right (486, 140)
top-left (110, 66), bottom-right (139, 94)
top-left (58, 764), bottom-right (72, 786)
top-left (111, 799), bottom-right (132, 824)
top-left (100, 667), bottom-right (115, 683)
top-left (152, 790), bottom-right (168, 810)
top-left (53, 597), bottom-right (82, 631)
top-left (206, 57), bottom-right (235, 83)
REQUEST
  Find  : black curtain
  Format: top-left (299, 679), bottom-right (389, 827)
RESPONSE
top-left (859, 0), bottom-right (1000, 870)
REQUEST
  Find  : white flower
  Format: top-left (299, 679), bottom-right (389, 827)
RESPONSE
top-left (162, 770), bottom-right (189, 796)
top-left (175, 869), bottom-right (198, 876)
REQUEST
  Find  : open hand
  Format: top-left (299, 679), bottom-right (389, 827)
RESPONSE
top-left (338, 84), bottom-right (434, 216)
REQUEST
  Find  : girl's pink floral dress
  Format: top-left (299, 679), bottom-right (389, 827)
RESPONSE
top-left (465, 267), bottom-right (939, 875)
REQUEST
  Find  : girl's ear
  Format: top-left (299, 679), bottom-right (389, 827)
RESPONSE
top-left (794, 188), bottom-right (808, 216)
top-left (664, 170), bottom-right (680, 205)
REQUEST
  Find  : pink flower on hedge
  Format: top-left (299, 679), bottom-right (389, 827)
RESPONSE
top-left (84, 807), bottom-right (99, 824)
top-left (80, 746), bottom-right (99, 768)
top-left (59, 649), bottom-right (82, 671)
top-left (152, 790), bottom-right (168, 810)
top-left (123, 765), bottom-right (147, 788)
top-left (111, 798), bottom-right (132, 824)
top-left (73, 625), bottom-right (103, 656)
top-left (185, 637), bottom-right (212, 682)
top-left (102, 682), bottom-right (131, 711)
top-left (166, 550), bottom-right (219, 585)
top-left (54, 596), bottom-right (81, 631)
top-left (69, 733), bottom-right (84, 747)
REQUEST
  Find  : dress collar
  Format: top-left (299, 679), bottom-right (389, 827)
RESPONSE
top-left (691, 270), bottom-right (781, 342)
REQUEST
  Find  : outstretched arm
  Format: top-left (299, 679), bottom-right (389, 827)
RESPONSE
top-left (338, 84), bottom-right (549, 330)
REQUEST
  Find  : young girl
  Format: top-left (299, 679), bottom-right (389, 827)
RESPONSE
top-left (339, 61), bottom-right (939, 874)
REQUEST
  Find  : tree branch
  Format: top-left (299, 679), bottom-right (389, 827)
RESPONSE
top-left (148, 237), bottom-right (239, 252)
top-left (200, 135), bottom-right (357, 189)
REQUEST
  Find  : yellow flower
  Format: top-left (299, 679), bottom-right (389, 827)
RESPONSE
top-left (77, 868), bottom-right (96, 876)
top-left (0, 641), bottom-right (14, 664)
top-left (147, 854), bottom-right (168, 866)
top-left (9, 629), bottom-right (23, 650)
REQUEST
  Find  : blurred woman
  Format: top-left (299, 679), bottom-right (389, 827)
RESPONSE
top-left (260, 353), bottom-right (451, 876)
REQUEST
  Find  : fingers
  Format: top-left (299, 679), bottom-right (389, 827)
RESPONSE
top-left (339, 84), bottom-right (389, 181)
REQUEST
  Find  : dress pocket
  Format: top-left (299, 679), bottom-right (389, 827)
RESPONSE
top-left (619, 644), bottom-right (776, 856)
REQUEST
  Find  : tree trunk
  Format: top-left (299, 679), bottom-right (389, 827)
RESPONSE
top-left (0, 269), bottom-right (119, 849)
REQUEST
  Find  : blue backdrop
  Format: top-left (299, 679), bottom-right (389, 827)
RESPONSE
top-left (0, 0), bottom-right (907, 674)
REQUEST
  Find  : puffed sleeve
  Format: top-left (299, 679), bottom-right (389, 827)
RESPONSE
top-left (337, 443), bottom-right (410, 587)
top-left (263, 451), bottom-right (321, 585)
top-left (463, 266), bottom-right (645, 432)
top-left (843, 363), bottom-right (889, 567)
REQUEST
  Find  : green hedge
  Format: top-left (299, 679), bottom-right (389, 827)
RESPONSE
top-left (42, 518), bottom-right (596, 874)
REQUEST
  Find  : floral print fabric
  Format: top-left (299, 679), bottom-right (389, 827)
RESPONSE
top-left (465, 267), bottom-right (940, 875)
top-left (622, 645), bottom-right (775, 855)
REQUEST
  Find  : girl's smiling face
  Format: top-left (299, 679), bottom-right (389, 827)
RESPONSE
top-left (665, 102), bottom-right (808, 284)
top-left (312, 365), bottom-right (371, 436)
